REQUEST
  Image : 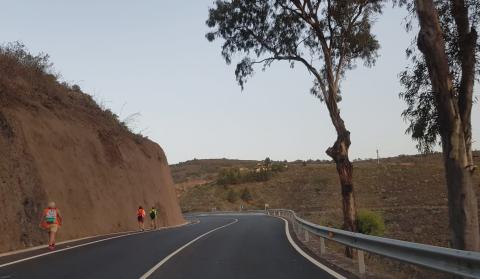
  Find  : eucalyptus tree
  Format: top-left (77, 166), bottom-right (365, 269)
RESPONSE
top-left (206, 0), bottom-right (383, 255)
top-left (400, 0), bottom-right (479, 250)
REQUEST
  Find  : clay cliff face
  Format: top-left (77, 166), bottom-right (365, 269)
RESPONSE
top-left (0, 52), bottom-right (184, 253)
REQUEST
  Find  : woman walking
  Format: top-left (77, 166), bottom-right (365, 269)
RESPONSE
top-left (137, 206), bottom-right (146, 231)
top-left (39, 201), bottom-right (63, 250)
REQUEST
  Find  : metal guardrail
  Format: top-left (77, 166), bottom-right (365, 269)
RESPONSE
top-left (268, 208), bottom-right (480, 278)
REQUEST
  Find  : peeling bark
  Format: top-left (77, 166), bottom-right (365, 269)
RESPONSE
top-left (324, 85), bottom-right (358, 258)
top-left (415, 0), bottom-right (479, 251)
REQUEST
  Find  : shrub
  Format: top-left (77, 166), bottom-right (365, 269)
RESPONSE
top-left (0, 41), bottom-right (53, 75)
top-left (217, 167), bottom-right (242, 185)
top-left (244, 169), bottom-right (271, 182)
top-left (240, 187), bottom-right (252, 202)
top-left (357, 210), bottom-right (385, 236)
top-left (217, 167), bottom-right (272, 185)
top-left (271, 163), bottom-right (287, 172)
top-left (226, 189), bottom-right (237, 203)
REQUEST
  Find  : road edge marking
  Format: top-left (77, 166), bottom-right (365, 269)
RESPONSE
top-left (139, 218), bottom-right (239, 279)
top-left (0, 221), bottom-right (196, 268)
top-left (278, 217), bottom-right (347, 279)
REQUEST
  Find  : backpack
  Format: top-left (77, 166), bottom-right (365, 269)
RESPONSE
top-left (45, 209), bottom-right (57, 224)
top-left (149, 209), bottom-right (157, 219)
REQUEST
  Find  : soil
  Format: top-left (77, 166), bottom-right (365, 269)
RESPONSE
top-left (0, 53), bottom-right (184, 253)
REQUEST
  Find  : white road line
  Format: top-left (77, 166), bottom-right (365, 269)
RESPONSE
top-left (0, 221), bottom-right (195, 268)
top-left (139, 218), bottom-right (239, 279)
top-left (279, 217), bottom-right (347, 279)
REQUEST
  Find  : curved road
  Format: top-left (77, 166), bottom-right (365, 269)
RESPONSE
top-left (0, 214), bottom-right (343, 279)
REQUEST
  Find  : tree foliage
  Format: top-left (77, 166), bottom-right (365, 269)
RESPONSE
top-left (398, 0), bottom-right (480, 153)
top-left (206, 0), bottom-right (383, 101)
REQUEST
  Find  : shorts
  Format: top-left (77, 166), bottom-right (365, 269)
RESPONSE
top-left (47, 224), bottom-right (58, 233)
top-left (137, 216), bottom-right (144, 223)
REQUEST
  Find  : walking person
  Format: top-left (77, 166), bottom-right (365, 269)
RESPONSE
top-left (137, 206), bottom-right (146, 231)
top-left (149, 206), bottom-right (158, 230)
top-left (39, 201), bottom-right (62, 250)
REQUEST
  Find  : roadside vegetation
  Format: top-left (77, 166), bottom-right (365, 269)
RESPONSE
top-left (357, 210), bottom-right (385, 237)
top-left (173, 152), bottom-right (480, 248)
top-left (217, 158), bottom-right (287, 186)
top-left (0, 41), bottom-right (147, 143)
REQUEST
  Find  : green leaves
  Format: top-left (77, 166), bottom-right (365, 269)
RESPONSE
top-left (399, 0), bottom-right (479, 153)
top-left (206, 0), bottom-right (383, 94)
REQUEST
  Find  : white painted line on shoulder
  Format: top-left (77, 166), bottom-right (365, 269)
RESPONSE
top-left (0, 221), bottom-right (195, 268)
top-left (139, 218), bottom-right (239, 279)
top-left (279, 217), bottom-right (346, 279)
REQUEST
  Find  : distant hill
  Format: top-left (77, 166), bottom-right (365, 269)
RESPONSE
top-left (170, 152), bottom-right (480, 248)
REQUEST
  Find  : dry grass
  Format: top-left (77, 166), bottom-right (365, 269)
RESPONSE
top-left (173, 153), bottom-right (480, 278)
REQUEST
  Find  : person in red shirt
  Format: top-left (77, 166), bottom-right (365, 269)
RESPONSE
top-left (39, 201), bottom-right (63, 250)
top-left (137, 206), bottom-right (146, 231)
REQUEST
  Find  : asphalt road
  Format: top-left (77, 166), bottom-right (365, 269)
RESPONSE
top-left (0, 215), bottom-right (340, 279)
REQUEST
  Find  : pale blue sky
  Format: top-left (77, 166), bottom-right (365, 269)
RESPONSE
top-left (1, 1), bottom-right (478, 164)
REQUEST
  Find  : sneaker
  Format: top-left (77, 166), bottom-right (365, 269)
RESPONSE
top-left (48, 244), bottom-right (55, 251)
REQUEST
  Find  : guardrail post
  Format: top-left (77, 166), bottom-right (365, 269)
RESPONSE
top-left (358, 250), bottom-right (366, 275)
top-left (320, 237), bottom-right (326, 256)
top-left (304, 230), bottom-right (309, 242)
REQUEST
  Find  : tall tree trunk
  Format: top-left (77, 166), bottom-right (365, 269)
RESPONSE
top-left (326, 130), bottom-right (357, 233)
top-left (451, 0), bottom-right (477, 171)
top-left (324, 86), bottom-right (358, 258)
top-left (415, 0), bottom-right (480, 251)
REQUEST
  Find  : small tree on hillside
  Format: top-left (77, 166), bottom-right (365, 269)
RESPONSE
top-left (264, 157), bottom-right (272, 167)
top-left (398, 0), bottom-right (479, 250)
top-left (206, 1), bottom-right (383, 256)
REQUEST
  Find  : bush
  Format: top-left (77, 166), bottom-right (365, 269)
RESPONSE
top-left (357, 210), bottom-right (385, 236)
top-left (240, 187), bottom-right (252, 202)
top-left (217, 167), bottom-right (272, 185)
top-left (217, 167), bottom-right (242, 185)
top-left (271, 163), bottom-right (287, 172)
top-left (0, 41), bottom-right (53, 75)
top-left (226, 189), bottom-right (237, 203)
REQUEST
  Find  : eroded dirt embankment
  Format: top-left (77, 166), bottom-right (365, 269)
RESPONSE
top-left (0, 53), bottom-right (184, 253)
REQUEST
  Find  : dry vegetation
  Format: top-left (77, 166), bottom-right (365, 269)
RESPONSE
top-left (173, 152), bottom-right (480, 247)
top-left (173, 153), bottom-right (480, 277)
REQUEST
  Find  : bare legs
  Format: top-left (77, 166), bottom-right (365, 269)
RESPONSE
top-left (150, 218), bottom-right (157, 230)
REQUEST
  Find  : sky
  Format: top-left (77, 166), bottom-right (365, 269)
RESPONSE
top-left (0, 1), bottom-right (478, 164)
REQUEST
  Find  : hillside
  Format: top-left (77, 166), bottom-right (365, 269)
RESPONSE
top-left (0, 44), bottom-right (184, 253)
top-left (171, 159), bottom-right (258, 198)
top-left (172, 153), bottom-right (480, 248)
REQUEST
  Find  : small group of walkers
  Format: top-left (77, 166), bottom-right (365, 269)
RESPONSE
top-left (39, 202), bottom-right (160, 251)
top-left (137, 206), bottom-right (158, 231)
